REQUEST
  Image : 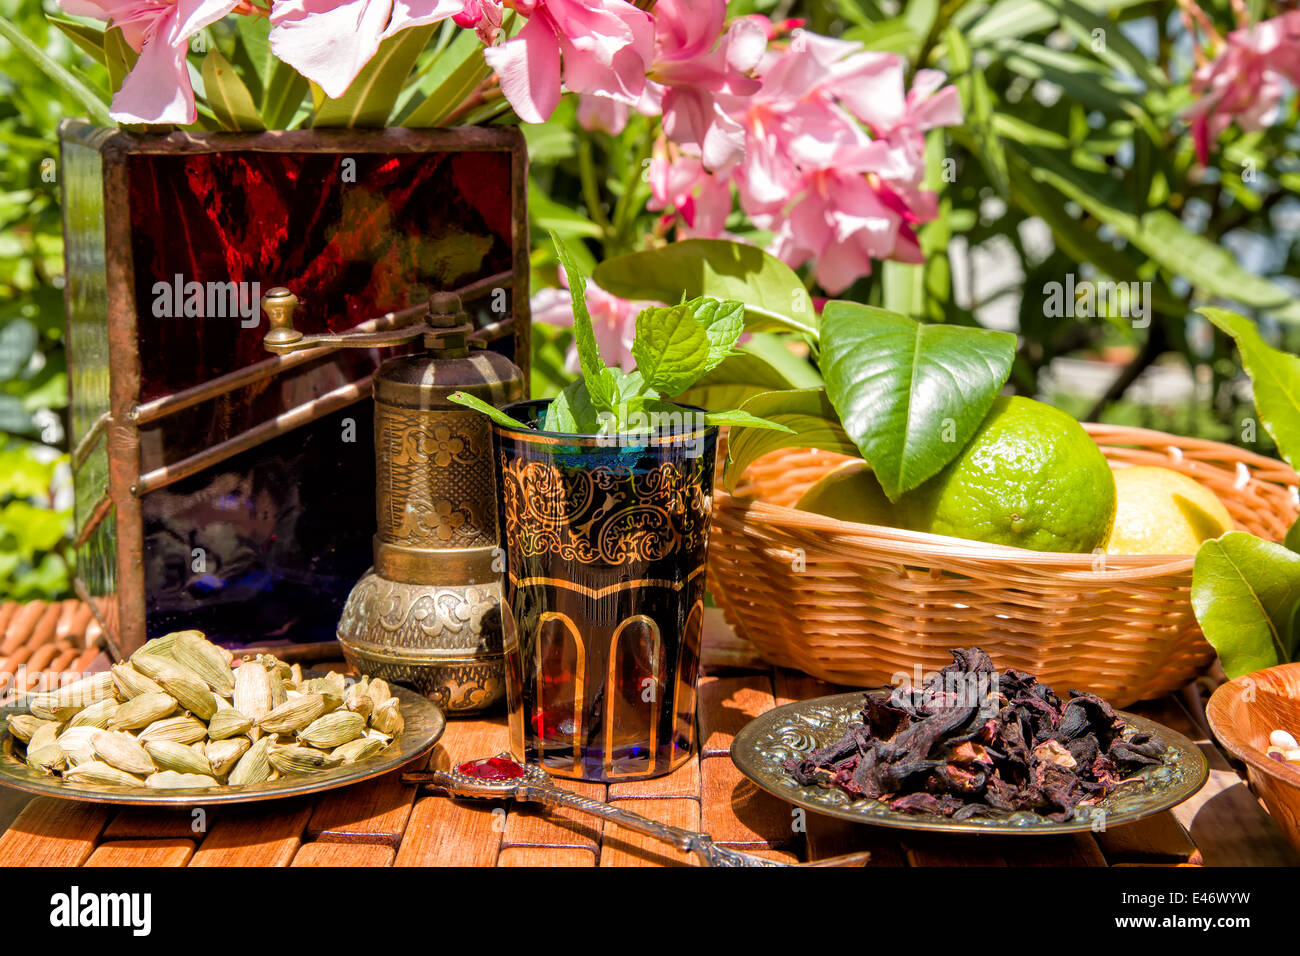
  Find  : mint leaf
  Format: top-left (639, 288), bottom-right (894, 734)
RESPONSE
top-left (632, 303), bottom-right (710, 396)
top-left (687, 296), bottom-right (746, 372)
top-left (704, 409), bottom-right (795, 433)
top-left (543, 379), bottom-right (602, 434)
top-left (551, 231), bottom-right (615, 412)
top-left (446, 391), bottom-right (532, 430)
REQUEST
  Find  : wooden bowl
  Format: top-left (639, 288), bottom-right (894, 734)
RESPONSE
top-left (1206, 663), bottom-right (1300, 852)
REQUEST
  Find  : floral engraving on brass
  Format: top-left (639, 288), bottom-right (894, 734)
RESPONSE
top-left (377, 408), bottom-right (495, 549)
top-left (498, 459), bottom-right (711, 565)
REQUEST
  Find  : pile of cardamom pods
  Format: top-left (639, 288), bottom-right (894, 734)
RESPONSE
top-left (3, 630), bottom-right (404, 791)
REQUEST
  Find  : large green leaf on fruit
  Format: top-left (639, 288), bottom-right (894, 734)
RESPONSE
top-left (593, 240), bottom-right (818, 337)
top-left (1192, 532), bottom-right (1300, 678)
top-left (819, 301), bottom-right (1016, 501)
top-left (1201, 307), bottom-right (1300, 470)
top-left (724, 388), bottom-right (859, 492)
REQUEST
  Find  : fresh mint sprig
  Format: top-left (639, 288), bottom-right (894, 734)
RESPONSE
top-left (448, 234), bottom-right (792, 438)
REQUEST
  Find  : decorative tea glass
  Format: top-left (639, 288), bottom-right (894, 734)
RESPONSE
top-left (492, 400), bottom-right (718, 782)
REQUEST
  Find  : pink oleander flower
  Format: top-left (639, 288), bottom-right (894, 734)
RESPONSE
top-left (1186, 11), bottom-right (1300, 164)
top-left (484, 0), bottom-right (654, 124)
top-left (269, 0), bottom-right (467, 99)
top-left (453, 0), bottom-right (503, 44)
top-left (646, 149), bottom-right (733, 238)
top-left (651, 7), bottom-right (766, 172)
top-left (531, 277), bottom-right (649, 372)
top-left (59, 0), bottom-right (242, 124)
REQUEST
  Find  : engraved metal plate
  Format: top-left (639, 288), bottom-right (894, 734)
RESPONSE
top-left (0, 683), bottom-right (444, 807)
top-left (731, 692), bottom-right (1208, 835)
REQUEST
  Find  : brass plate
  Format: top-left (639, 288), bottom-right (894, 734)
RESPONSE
top-left (731, 692), bottom-right (1207, 835)
top-left (0, 683), bottom-right (444, 807)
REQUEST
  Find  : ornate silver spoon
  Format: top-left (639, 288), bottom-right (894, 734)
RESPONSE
top-left (402, 753), bottom-right (868, 868)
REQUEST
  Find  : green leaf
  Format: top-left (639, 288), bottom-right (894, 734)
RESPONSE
top-left (685, 297), bottom-right (746, 371)
top-left (201, 49), bottom-right (265, 132)
top-left (632, 303), bottom-right (710, 397)
top-left (946, 26), bottom-right (1009, 198)
top-left (0, 15), bottom-right (112, 125)
top-left (1193, 532), bottom-right (1300, 678)
top-left (1014, 145), bottom-right (1300, 320)
top-left (1286, 516), bottom-right (1300, 555)
top-left (47, 15), bottom-right (106, 64)
top-left (542, 379), bottom-right (602, 434)
top-left (594, 240), bottom-right (818, 338)
top-left (551, 233), bottom-right (614, 412)
top-left (103, 26), bottom-right (136, 95)
top-left (233, 13), bottom-right (272, 101)
top-left (724, 388), bottom-right (861, 492)
top-left (529, 180), bottom-right (603, 240)
top-left (1200, 307), bottom-right (1300, 469)
top-left (704, 409), bottom-right (794, 432)
top-left (400, 24), bottom-right (492, 127)
top-left (0, 317), bottom-right (38, 379)
top-left (0, 501), bottom-right (68, 556)
top-left (260, 58), bottom-right (309, 129)
top-left (446, 391), bottom-right (532, 430)
top-left (313, 24), bottom-right (435, 128)
top-left (819, 301), bottom-right (1016, 500)
top-left (675, 338), bottom-right (820, 413)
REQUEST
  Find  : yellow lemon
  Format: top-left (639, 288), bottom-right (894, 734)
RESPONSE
top-left (1104, 465), bottom-right (1233, 554)
top-left (795, 459), bottom-right (899, 526)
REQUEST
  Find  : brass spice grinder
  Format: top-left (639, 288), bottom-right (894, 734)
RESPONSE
top-left (261, 288), bottom-right (524, 713)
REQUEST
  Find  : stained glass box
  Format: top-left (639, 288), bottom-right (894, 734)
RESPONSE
top-left (58, 121), bottom-right (530, 660)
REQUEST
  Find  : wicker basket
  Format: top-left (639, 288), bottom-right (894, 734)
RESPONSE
top-left (708, 423), bottom-right (1300, 706)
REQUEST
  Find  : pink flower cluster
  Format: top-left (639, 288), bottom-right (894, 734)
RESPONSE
top-left (1186, 11), bottom-right (1300, 164)
top-left (482, 0), bottom-right (962, 294)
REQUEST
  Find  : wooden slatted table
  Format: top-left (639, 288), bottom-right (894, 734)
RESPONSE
top-left (0, 603), bottom-right (1297, 867)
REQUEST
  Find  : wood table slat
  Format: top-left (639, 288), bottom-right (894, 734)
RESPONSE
top-left (700, 754), bottom-right (797, 847)
top-left (0, 797), bottom-right (112, 867)
top-left (697, 674), bottom-right (776, 756)
top-left (599, 798), bottom-right (701, 867)
top-left (607, 758), bottom-right (700, 800)
top-left (502, 780), bottom-right (605, 849)
top-left (307, 760), bottom-right (424, 847)
top-left (84, 839), bottom-right (195, 868)
top-left (498, 846), bottom-right (595, 867)
top-left (292, 842), bottom-right (395, 867)
top-left (104, 808), bottom-right (215, 841)
top-left (394, 795), bottom-right (505, 867)
top-left (189, 800), bottom-right (312, 867)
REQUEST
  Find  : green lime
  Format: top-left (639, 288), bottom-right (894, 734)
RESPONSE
top-left (795, 459), bottom-right (898, 526)
top-left (899, 396), bottom-right (1116, 553)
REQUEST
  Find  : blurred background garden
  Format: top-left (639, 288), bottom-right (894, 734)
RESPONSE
top-left (2, 0), bottom-right (1297, 601)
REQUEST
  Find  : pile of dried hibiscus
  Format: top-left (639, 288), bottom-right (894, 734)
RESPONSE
top-left (785, 648), bottom-right (1166, 821)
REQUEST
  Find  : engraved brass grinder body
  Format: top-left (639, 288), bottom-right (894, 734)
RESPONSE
top-left (261, 288), bottom-right (525, 713)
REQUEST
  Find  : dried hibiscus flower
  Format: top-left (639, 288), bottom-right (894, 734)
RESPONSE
top-left (784, 648), bottom-right (1165, 822)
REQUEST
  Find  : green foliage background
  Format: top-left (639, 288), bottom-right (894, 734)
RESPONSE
top-left (2, 0), bottom-right (1298, 599)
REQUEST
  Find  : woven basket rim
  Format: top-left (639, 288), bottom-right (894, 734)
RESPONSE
top-left (715, 421), bottom-right (1299, 578)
